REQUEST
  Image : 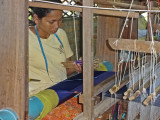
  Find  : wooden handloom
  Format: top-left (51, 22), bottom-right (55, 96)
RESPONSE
top-left (1, 0), bottom-right (160, 120)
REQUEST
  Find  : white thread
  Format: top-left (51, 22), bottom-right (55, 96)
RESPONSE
top-left (130, 17), bottom-right (134, 39)
top-left (73, 14), bottom-right (79, 60)
top-left (113, 39), bottom-right (118, 46)
top-left (113, 0), bottom-right (116, 9)
top-left (119, 0), bottom-right (134, 39)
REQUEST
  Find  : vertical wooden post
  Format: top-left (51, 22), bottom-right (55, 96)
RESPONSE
top-left (82, 0), bottom-right (94, 120)
top-left (0, 0), bottom-right (28, 119)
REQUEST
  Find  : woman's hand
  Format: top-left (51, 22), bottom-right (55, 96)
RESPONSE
top-left (73, 60), bottom-right (82, 73)
top-left (66, 57), bottom-right (82, 75)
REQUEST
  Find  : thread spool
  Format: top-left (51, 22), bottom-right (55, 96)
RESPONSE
top-left (34, 89), bottom-right (59, 120)
top-left (123, 89), bottom-right (133, 100)
top-left (123, 95), bottom-right (128, 100)
top-left (129, 90), bottom-right (141, 101)
top-left (143, 95), bottom-right (153, 106)
top-left (96, 63), bottom-right (108, 71)
top-left (0, 109), bottom-right (18, 120)
top-left (124, 89), bottom-right (133, 96)
top-left (29, 96), bottom-right (44, 120)
top-left (96, 61), bottom-right (113, 71)
top-left (102, 61), bottom-right (113, 71)
top-left (109, 85), bottom-right (118, 94)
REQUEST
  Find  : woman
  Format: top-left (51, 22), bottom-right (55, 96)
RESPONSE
top-left (29, 0), bottom-right (82, 95)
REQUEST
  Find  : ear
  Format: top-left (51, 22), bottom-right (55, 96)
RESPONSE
top-left (33, 14), bottom-right (40, 25)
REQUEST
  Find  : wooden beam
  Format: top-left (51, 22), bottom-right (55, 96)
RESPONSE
top-left (108, 38), bottom-right (160, 53)
top-left (95, 0), bottom-right (159, 10)
top-left (93, 97), bottom-right (119, 118)
top-left (29, 1), bottom-right (82, 12)
top-left (74, 97), bottom-right (119, 120)
top-left (94, 75), bottom-right (115, 97)
top-left (82, 0), bottom-right (94, 119)
top-left (29, 1), bottom-right (139, 18)
top-left (0, 0), bottom-right (28, 119)
top-left (93, 9), bottom-right (139, 18)
top-left (78, 74), bottom-right (115, 103)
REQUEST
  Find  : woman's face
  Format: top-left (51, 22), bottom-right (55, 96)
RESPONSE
top-left (36, 10), bottom-right (63, 34)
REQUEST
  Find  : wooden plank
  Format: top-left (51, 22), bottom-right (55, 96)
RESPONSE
top-left (78, 94), bottom-right (101, 104)
top-left (29, 1), bottom-right (82, 12)
top-left (82, 0), bottom-right (94, 119)
top-left (93, 9), bottom-right (139, 18)
top-left (78, 75), bottom-right (115, 103)
top-left (94, 75), bottom-right (115, 96)
top-left (120, 18), bottom-right (138, 39)
top-left (94, 97), bottom-right (119, 118)
top-left (108, 38), bottom-right (160, 53)
top-left (0, 0), bottom-right (28, 119)
top-left (74, 97), bottom-right (119, 120)
top-left (29, 1), bottom-right (139, 18)
top-left (96, 1), bottom-right (121, 71)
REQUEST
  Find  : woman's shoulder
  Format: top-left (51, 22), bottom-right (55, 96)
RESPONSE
top-left (29, 26), bottom-right (36, 36)
top-left (57, 28), bottom-right (67, 35)
top-left (29, 26), bottom-right (34, 32)
top-left (29, 26), bottom-right (37, 43)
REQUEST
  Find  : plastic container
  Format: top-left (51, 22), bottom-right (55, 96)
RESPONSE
top-left (0, 109), bottom-right (18, 120)
top-left (29, 96), bottom-right (44, 120)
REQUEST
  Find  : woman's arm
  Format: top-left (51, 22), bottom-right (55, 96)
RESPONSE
top-left (66, 57), bottom-right (82, 76)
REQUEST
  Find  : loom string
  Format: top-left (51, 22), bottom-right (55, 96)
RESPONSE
top-left (147, 0), bottom-right (158, 100)
top-left (138, 52), bottom-right (141, 89)
top-left (130, 51), bottom-right (136, 89)
top-left (120, 17), bottom-right (134, 93)
top-left (129, 18), bottom-right (135, 91)
top-left (117, 0), bottom-right (134, 88)
top-left (124, 55), bottom-right (151, 98)
top-left (121, 17), bottom-right (134, 83)
top-left (73, 14), bottom-right (79, 61)
top-left (113, 1), bottom-right (136, 118)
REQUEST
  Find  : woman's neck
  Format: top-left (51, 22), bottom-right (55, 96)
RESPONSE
top-left (31, 26), bottom-right (50, 39)
top-left (37, 28), bottom-right (50, 39)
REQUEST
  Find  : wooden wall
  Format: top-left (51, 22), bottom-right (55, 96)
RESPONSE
top-left (0, 0), bottom-right (28, 119)
top-left (96, 0), bottom-right (138, 70)
top-left (96, 0), bottom-right (121, 70)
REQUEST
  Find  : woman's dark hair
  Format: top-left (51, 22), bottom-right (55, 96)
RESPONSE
top-left (31, 0), bottom-right (62, 19)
